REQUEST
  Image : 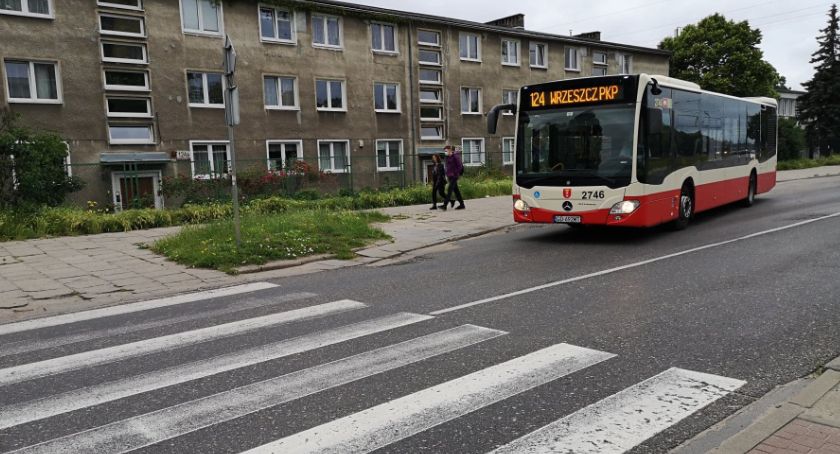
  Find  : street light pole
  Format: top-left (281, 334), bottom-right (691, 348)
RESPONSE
top-left (224, 35), bottom-right (242, 250)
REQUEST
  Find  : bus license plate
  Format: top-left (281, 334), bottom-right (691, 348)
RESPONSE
top-left (554, 216), bottom-right (581, 224)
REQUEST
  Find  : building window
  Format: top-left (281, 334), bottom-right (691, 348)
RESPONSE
top-left (312, 14), bottom-right (342, 48)
top-left (266, 140), bottom-right (302, 171)
top-left (259, 6), bottom-right (295, 43)
top-left (420, 125), bottom-right (444, 140)
top-left (4, 60), bottom-right (60, 104)
top-left (376, 140), bottom-right (402, 171)
top-left (264, 75), bottom-right (298, 109)
top-left (418, 49), bottom-right (441, 66)
top-left (317, 140), bottom-right (350, 173)
top-left (315, 79), bottom-right (345, 111)
top-left (419, 69), bottom-right (441, 84)
top-left (104, 70), bottom-right (149, 91)
top-left (180, 0), bottom-right (221, 35)
top-left (419, 88), bottom-right (442, 103)
top-left (502, 89), bottom-right (517, 115)
top-left (374, 82), bottom-right (400, 113)
top-left (459, 32), bottom-right (481, 61)
top-left (462, 138), bottom-right (485, 165)
top-left (565, 47), bottom-right (580, 71)
top-left (593, 51), bottom-right (607, 65)
top-left (97, 1), bottom-right (143, 11)
top-left (592, 67), bottom-right (607, 76)
top-left (502, 137), bottom-right (515, 165)
top-left (106, 97), bottom-right (152, 118)
top-left (190, 141), bottom-right (229, 178)
top-left (461, 87), bottom-right (482, 115)
top-left (618, 54), bottom-right (633, 74)
top-left (420, 106), bottom-right (443, 121)
top-left (99, 14), bottom-right (145, 37)
top-left (0, 0), bottom-right (52, 18)
top-left (501, 39), bottom-right (520, 66)
top-left (101, 42), bottom-right (148, 64)
top-left (108, 124), bottom-right (154, 145)
top-left (417, 29), bottom-right (440, 47)
top-left (187, 72), bottom-right (224, 108)
top-left (529, 42), bottom-right (547, 68)
top-left (371, 22), bottom-right (397, 53)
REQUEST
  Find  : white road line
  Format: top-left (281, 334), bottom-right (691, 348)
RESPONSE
top-left (10, 324), bottom-right (505, 454)
top-left (246, 343), bottom-right (617, 454)
top-left (0, 292), bottom-right (318, 358)
top-left (491, 367), bottom-right (746, 454)
top-left (0, 282), bottom-right (279, 336)
top-left (0, 312), bottom-right (432, 430)
top-left (0, 300), bottom-right (365, 387)
top-left (431, 211), bottom-right (840, 315)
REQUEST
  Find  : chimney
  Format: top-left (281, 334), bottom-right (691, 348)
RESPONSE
top-left (574, 31), bottom-right (601, 41)
top-left (486, 14), bottom-right (525, 30)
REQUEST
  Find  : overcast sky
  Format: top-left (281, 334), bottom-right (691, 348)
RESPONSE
top-left (351, 0), bottom-right (835, 91)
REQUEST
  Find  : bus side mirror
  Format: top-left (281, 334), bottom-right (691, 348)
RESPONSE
top-left (487, 103), bottom-right (517, 135)
top-left (646, 107), bottom-right (663, 135)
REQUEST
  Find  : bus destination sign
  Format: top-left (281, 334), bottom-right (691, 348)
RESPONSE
top-left (529, 85), bottom-right (623, 108)
top-left (522, 76), bottom-right (638, 111)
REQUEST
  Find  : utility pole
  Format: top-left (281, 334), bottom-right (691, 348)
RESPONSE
top-left (224, 35), bottom-right (242, 250)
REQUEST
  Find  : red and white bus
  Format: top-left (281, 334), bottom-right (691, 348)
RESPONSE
top-left (487, 74), bottom-right (778, 228)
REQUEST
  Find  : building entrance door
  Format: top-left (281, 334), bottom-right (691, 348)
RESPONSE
top-left (112, 171), bottom-right (162, 211)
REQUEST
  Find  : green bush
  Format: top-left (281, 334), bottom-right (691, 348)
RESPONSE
top-left (777, 154), bottom-right (840, 170)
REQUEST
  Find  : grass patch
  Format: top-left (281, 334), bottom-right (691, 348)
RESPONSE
top-left (777, 155), bottom-right (840, 170)
top-left (150, 210), bottom-right (390, 273)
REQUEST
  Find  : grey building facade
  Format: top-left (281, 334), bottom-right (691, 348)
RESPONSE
top-left (1, 0), bottom-right (670, 209)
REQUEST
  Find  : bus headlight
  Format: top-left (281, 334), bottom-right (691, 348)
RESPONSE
top-left (610, 200), bottom-right (640, 215)
top-left (514, 199), bottom-right (530, 212)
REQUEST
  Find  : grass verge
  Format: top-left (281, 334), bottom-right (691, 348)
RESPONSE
top-left (150, 210), bottom-right (390, 273)
top-left (777, 155), bottom-right (840, 170)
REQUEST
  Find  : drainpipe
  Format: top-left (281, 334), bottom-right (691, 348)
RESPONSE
top-left (407, 22), bottom-right (418, 184)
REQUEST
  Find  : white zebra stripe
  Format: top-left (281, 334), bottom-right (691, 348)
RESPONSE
top-left (9, 324), bottom-right (506, 454)
top-left (0, 312), bottom-right (432, 430)
top-left (491, 367), bottom-right (746, 454)
top-left (0, 282), bottom-right (279, 337)
top-left (0, 300), bottom-right (365, 386)
top-left (245, 343), bottom-right (616, 454)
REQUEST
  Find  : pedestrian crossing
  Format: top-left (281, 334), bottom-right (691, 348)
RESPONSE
top-left (0, 283), bottom-right (745, 454)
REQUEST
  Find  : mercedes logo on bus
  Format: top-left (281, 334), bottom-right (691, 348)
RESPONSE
top-left (562, 201), bottom-right (574, 212)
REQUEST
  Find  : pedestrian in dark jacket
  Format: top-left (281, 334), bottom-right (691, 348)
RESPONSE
top-left (429, 153), bottom-right (447, 210)
top-left (441, 145), bottom-right (465, 210)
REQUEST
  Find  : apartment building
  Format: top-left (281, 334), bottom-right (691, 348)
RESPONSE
top-left (0, 0), bottom-right (670, 209)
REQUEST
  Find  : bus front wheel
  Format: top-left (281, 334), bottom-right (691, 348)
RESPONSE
top-left (672, 184), bottom-right (694, 230)
top-left (742, 172), bottom-right (757, 207)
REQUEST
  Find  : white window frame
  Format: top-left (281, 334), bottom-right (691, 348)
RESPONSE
top-left (258, 5), bottom-right (296, 45)
top-left (419, 105), bottom-right (443, 121)
top-left (103, 69), bottom-right (150, 92)
top-left (105, 96), bottom-right (152, 118)
top-left (618, 53), bottom-right (633, 74)
top-left (417, 29), bottom-right (441, 47)
top-left (501, 39), bottom-right (520, 66)
top-left (502, 137), bottom-right (515, 165)
top-left (189, 140), bottom-right (230, 179)
top-left (420, 124), bottom-right (444, 141)
top-left (461, 138), bottom-right (485, 166)
top-left (3, 60), bottom-right (62, 104)
top-left (315, 78), bottom-right (347, 112)
top-left (375, 139), bottom-right (403, 171)
top-left (100, 41), bottom-right (148, 65)
top-left (529, 42), bottom-right (548, 69)
top-left (179, 0), bottom-right (223, 37)
top-left (316, 139), bottom-right (351, 173)
top-left (371, 21), bottom-right (398, 54)
top-left (108, 124), bottom-right (155, 145)
top-left (266, 140), bottom-right (303, 171)
top-left (418, 49), bottom-right (442, 66)
top-left (99, 13), bottom-right (146, 38)
top-left (564, 47), bottom-right (580, 71)
top-left (187, 71), bottom-right (225, 109)
top-left (459, 32), bottom-right (481, 62)
top-left (263, 75), bottom-right (299, 110)
top-left (593, 51), bottom-right (608, 66)
top-left (312, 13), bottom-right (343, 49)
top-left (0, 0), bottom-right (53, 19)
top-left (419, 68), bottom-right (442, 85)
top-left (373, 82), bottom-right (400, 113)
top-left (97, 0), bottom-right (143, 11)
top-left (460, 87), bottom-right (482, 115)
top-left (502, 89), bottom-right (517, 116)
top-left (419, 88), bottom-right (442, 104)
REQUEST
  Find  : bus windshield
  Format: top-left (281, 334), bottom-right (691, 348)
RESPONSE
top-left (516, 104), bottom-right (636, 189)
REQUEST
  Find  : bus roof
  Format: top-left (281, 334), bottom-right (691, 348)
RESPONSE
top-left (643, 74), bottom-right (779, 108)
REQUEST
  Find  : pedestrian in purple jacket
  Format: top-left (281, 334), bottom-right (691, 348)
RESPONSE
top-left (441, 145), bottom-right (465, 210)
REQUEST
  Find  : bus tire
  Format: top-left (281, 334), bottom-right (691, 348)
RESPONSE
top-left (672, 183), bottom-right (694, 230)
top-left (742, 172), bottom-right (757, 207)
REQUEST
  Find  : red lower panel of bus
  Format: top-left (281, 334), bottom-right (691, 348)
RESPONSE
top-left (757, 171), bottom-right (777, 194)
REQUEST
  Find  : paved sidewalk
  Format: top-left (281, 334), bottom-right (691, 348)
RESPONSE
top-left (777, 165), bottom-right (840, 182)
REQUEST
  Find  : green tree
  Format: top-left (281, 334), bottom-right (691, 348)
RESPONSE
top-left (0, 109), bottom-right (84, 208)
top-left (659, 14), bottom-right (780, 98)
top-left (777, 118), bottom-right (807, 161)
top-left (798, 4), bottom-right (840, 157)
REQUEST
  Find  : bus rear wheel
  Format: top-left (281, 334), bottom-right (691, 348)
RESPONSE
top-left (672, 184), bottom-right (694, 230)
top-left (742, 172), bottom-right (757, 207)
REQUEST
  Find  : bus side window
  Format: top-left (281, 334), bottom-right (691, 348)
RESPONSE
top-left (673, 89), bottom-right (702, 168)
top-left (747, 104), bottom-right (761, 160)
top-left (641, 86), bottom-right (672, 185)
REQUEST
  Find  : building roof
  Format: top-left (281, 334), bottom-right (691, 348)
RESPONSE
top-left (295, 0), bottom-right (671, 57)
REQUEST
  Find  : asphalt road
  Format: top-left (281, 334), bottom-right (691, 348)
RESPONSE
top-left (2, 175), bottom-right (840, 453)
